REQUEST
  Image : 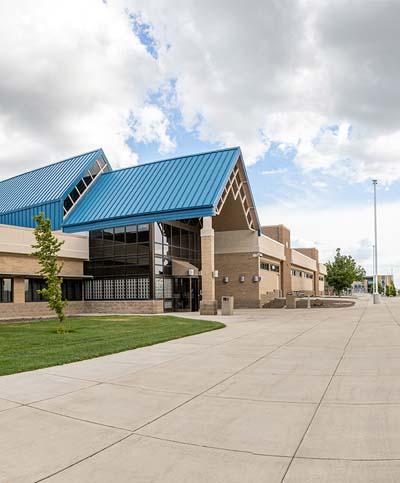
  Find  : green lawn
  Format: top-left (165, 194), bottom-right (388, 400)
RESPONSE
top-left (0, 315), bottom-right (224, 376)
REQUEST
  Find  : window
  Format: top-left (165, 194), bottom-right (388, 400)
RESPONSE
top-left (63, 157), bottom-right (109, 216)
top-left (62, 279), bottom-right (83, 301)
top-left (25, 278), bottom-right (83, 302)
top-left (260, 262), bottom-right (270, 271)
top-left (271, 264), bottom-right (280, 273)
top-left (25, 278), bottom-right (46, 302)
top-left (0, 278), bottom-right (12, 303)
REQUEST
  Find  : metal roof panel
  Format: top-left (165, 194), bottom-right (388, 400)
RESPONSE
top-left (0, 149), bottom-right (104, 215)
top-left (63, 147), bottom-right (241, 231)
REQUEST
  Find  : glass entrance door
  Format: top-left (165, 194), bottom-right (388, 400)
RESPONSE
top-left (172, 278), bottom-right (199, 311)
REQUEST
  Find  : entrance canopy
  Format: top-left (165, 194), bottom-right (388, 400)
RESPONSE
top-left (62, 147), bottom-right (259, 233)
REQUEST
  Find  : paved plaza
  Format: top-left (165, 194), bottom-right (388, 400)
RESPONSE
top-left (3, 296), bottom-right (400, 482)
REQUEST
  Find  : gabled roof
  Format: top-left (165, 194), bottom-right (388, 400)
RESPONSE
top-left (0, 149), bottom-right (106, 216)
top-left (63, 147), bottom-right (246, 232)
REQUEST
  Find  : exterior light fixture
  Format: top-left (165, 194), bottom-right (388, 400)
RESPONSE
top-left (253, 275), bottom-right (261, 283)
top-left (212, 270), bottom-right (219, 278)
top-left (187, 268), bottom-right (195, 276)
top-left (239, 275), bottom-right (245, 283)
top-left (223, 276), bottom-right (229, 283)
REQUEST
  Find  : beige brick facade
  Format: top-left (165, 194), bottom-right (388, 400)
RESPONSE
top-left (0, 300), bottom-right (164, 320)
top-left (0, 253), bottom-right (84, 278)
top-left (215, 252), bottom-right (261, 308)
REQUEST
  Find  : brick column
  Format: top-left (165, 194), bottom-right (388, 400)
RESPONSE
top-left (13, 277), bottom-right (25, 303)
top-left (200, 217), bottom-right (217, 315)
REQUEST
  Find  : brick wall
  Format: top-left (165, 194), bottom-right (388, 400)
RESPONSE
top-left (0, 253), bottom-right (84, 277)
top-left (0, 300), bottom-right (164, 320)
top-left (215, 252), bottom-right (261, 308)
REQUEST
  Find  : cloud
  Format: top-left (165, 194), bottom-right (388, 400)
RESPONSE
top-left (311, 181), bottom-right (328, 190)
top-left (2, 0), bottom-right (400, 184)
top-left (127, 0), bottom-right (400, 181)
top-left (130, 105), bottom-right (176, 154)
top-left (262, 168), bottom-right (288, 176)
top-left (0, 0), bottom-right (174, 177)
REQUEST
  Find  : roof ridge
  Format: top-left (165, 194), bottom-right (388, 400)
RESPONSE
top-left (0, 148), bottom-right (102, 185)
top-left (102, 146), bottom-right (241, 176)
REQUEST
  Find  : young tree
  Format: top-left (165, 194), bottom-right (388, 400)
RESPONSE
top-left (390, 284), bottom-right (397, 297)
top-left (385, 285), bottom-right (390, 297)
top-left (326, 248), bottom-right (366, 296)
top-left (378, 282), bottom-right (384, 295)
top-left (32, 213), bottom-right (67, 333)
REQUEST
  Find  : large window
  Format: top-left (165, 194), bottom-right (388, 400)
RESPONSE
top-left (85, 224), bottom-right (151, 300)
top-left (154, 222), bottom-right (200, 276)
top-left (0, 278), bottom-right (12, 303)
top-left (25, 278), bottom-right (83, 302)
top-left (86, 224), bottom-right (150, 277)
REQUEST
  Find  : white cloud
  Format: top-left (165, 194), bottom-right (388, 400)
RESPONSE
top-left (130, 105), bottom-right (176, 154)
top-left (311, 181), bottom-right (328, 190)
top-left (2, 0), bottom-right (400, 184)
top-left (262, 168), bottom-right (288, 176)
top-left (0, 0), bottom-right (174, 176)
top-left (126, 0), bottom-right (400, 181)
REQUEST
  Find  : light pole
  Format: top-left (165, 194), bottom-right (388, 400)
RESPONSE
top-left (372, 179), bottom-right (380, 304)
top-left (372, 244), bottom-right (375, 294)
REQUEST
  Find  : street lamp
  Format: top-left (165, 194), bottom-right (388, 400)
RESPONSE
top-left (372, 179), bottom-right (380, 304)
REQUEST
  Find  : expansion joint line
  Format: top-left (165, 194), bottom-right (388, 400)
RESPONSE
top-left (280, 304), bottom-right (368, 482)
top-left (34, 312), bottom-right (333, 482)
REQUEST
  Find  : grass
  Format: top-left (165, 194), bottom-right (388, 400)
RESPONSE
top-left (0, 315), bottom-right (224, 376)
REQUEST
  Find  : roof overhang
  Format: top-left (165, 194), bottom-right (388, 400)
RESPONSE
top-left (62, 206), bottom-right (214, 233)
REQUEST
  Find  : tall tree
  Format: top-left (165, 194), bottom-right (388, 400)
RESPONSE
top-left (32, 213), bottom-right (67, 333)
top-left (326, 248), bottom-right (366, 296)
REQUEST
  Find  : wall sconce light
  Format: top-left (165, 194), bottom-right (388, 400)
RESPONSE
top-left (253, 275), bottom-right (261, 283)
top-left (223, 276), bottom-right (229, 284)
top-left (187, 268), bottom-right (195, 276)
top-left (212, 270), bottom-right (219, 278)
top-left (239, 275), bottom-right (245, 283)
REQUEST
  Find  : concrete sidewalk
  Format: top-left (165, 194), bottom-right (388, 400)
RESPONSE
top-left (3, 296), bottom-right (400, 482)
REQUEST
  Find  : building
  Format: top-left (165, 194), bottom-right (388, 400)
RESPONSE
top-left (364, 274), bottom-right (394, 293)
top-left (0, 147), bottom-right (326, 317)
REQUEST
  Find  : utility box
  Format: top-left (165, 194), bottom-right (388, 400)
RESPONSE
top-left (221, 296), bottom-right (234, 315)
top-left (286, 294), bottom-right (297, 309)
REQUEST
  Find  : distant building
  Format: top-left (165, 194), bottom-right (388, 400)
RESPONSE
top-left (352, 275), bottom-right (394, 293)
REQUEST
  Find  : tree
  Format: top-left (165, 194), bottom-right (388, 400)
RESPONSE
top-left (390, 284), bottom-right (397, 297)
top-left (378, 282), bottom-right (384, 295)
top-left (385, 285), bottom-right (390, 297)
top-left (32, 213), bottom-right (67, 333)
top-left (326, 248), bottom-right (366, 296)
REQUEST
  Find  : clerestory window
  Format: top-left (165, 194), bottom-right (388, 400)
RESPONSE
top-left (63, 157), bottom-right (109, 216)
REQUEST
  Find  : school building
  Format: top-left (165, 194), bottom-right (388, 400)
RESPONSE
top-left (0, 147), bottom-right (325, 317)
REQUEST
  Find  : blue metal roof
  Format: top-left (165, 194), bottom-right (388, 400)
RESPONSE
top-left (63, 147), bottom-right (242, 232)
top-left (0, 148), bottom-right (112, 230)
top-left (0, 149), bottom-right (104, 216)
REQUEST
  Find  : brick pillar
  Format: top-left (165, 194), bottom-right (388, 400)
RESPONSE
top-left (200, 217), bottom-right (217, 315)
top-left (13, 277), bottom-right (25, 303)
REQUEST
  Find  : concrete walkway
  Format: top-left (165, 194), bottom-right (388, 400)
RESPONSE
top-left (3, 296), bottom-right (400, 482)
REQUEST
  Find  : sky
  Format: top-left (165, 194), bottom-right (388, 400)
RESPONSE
top-left (1, 0), bottom-right (399, 281)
